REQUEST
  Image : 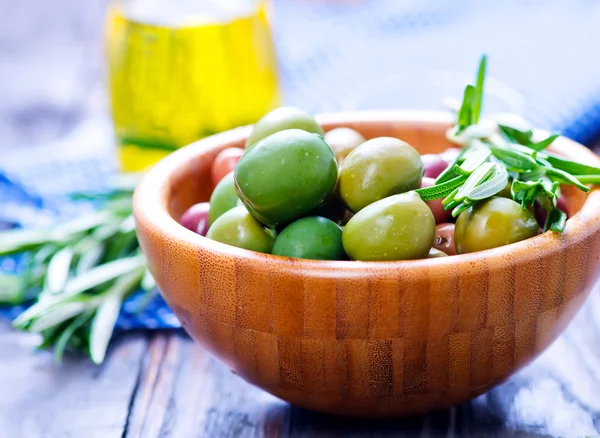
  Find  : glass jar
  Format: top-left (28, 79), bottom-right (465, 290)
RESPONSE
top-left (105, 0), bottom-right (281, 172)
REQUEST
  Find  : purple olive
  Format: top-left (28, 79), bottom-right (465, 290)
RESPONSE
top-left (434, 223), bottom-right (457, 256)
top-left (422, 154), bottom-right (449, 179)
top-left (439, 148), bottom-right (461, 163)
top-left (535, 196), bottom-right (571, 228)
top-left (421, 177), bottom-right (452, 224)
top-left (558, 197), bottom-right (570, 218)
top-left (180, 202), bottom-right (211, 236)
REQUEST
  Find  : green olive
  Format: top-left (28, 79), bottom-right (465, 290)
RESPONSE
top-left (208, 172), bottom-right (239, 224)
top-left (245, 107), bottom-right (324, 149)
top-left (338, 137), bottom-right (423, 212)
top-left (324, 127), bottom-right (366, 163)
top-left (235, 129), bottom-right (338, 226)
top-left (206, 206), bottom-right (275, 253)
top-left (454, 197), bottom-right (540, 254)
top-left (342, 191), bottom-right (435, 261)
top-left (272, 216), bottom-right (345, 260)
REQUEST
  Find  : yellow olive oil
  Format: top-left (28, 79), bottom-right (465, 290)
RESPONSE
top-left (106, 0), bottom-right (280, 172)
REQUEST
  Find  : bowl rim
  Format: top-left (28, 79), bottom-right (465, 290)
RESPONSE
top-left (133, 110), bottom-right (600, 275)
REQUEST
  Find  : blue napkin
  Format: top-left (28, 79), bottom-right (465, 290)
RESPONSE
top-left (2, 0), bottom-right (600, 330)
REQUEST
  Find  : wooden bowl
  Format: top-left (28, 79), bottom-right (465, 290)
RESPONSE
top-left (133, 111), bottom-right (600, 417)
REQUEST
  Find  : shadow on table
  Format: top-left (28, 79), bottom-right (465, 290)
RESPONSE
top-left (256, 383), bottom-right (551, 438)
top-left (255, 396), bottom-right (548, 438)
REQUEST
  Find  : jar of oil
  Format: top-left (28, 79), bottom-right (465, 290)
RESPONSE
top-left (106, 0), bottom-right (281, 172)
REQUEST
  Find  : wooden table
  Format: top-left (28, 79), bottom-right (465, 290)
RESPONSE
top-left (2, 281), bottom-right (600, 438)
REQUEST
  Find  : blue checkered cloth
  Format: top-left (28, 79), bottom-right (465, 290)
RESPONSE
top-left (3, 0), bottom-right (600, 330)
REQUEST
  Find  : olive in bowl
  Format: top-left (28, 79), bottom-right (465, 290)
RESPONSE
top-left (235, 129), bottom-right (338, 227)
top-left (324, 127), bottom-right (366, 163)
top-left (338, 137), bottom-right (423, 212)
top-left (343, 191), bottom-right (435, 261)
top-left (454, 197), bottom-right (540, 254)
top-left (272, 216), bottom-right (345, 260)
top-left (245, 107), bottom-right (324, 149)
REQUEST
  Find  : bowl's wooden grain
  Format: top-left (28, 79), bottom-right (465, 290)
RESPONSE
top-left (133, 111), bottom-right (600, 417)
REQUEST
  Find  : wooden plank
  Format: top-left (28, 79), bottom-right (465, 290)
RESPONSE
top-left (0, 320), bottom-right (147, 438)
top-left (125, 333), bottom-right (288, 438)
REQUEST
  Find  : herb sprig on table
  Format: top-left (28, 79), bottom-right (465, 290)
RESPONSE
top-left (416, 55), bottom-right (600, 232)
top-left (0, 176), bottom-right (154, 364)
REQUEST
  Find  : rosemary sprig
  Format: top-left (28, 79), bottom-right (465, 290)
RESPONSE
top-left (416, 55), bottom-right (600, 232)
top-left (0, 176), bottom-right (152, 364)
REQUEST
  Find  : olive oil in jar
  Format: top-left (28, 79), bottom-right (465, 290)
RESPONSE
top-left (106, 0), bottom-right (281, 172)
